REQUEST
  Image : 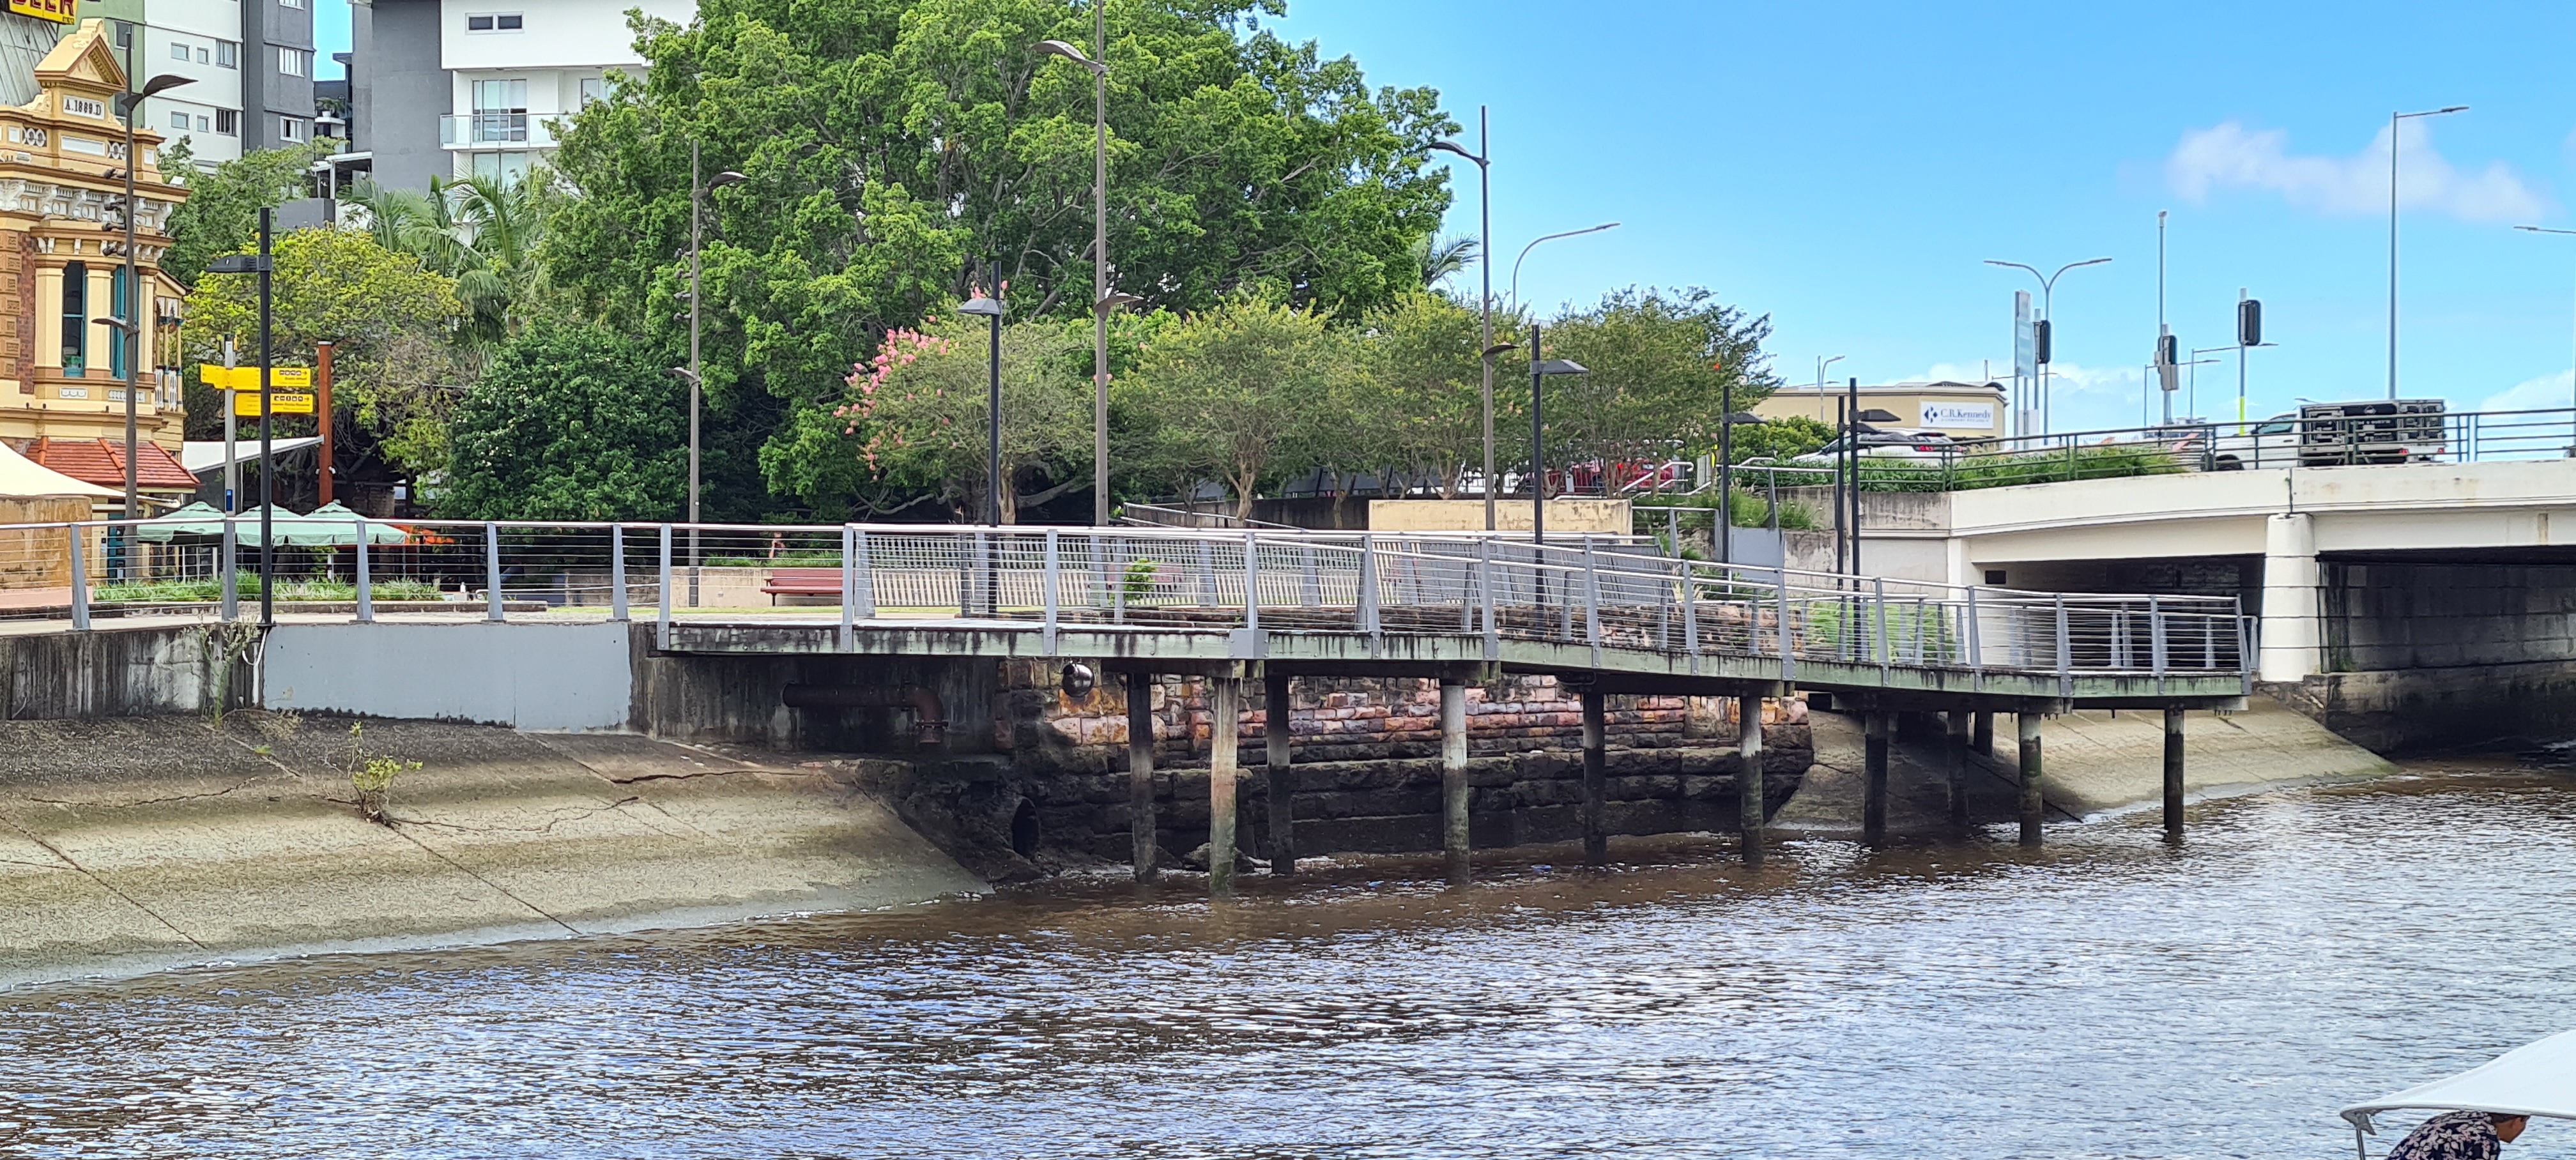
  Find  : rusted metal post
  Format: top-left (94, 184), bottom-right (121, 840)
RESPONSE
top-left (1127, 671), bottom-right (1157, 882)
top-left (1737, 694), bottom-right (1764, 867)
top-left (2163, 705), bottom-right (2186, 837)
top-left (1581, 685), bottom-right (1607, 865)
top-left (1208, 673), bottom-right (1241, 897)
top-left (1441, 677), bottom-right (1469, 885)
top-left (1946, 708), bottom-right (1972, 828)
top-left (1266, 667), bottom-right (1295, 876)
top-left (1863, 709), bottom-right (1891, 846)
top-left (2018, 711), bottom-right (2045, 847)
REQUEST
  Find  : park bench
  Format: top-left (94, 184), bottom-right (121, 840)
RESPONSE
top-left (759, 567), bottom-right (843, 606)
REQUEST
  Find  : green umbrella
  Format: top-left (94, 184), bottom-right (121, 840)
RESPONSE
top-left (305, 502), bottom-right (412, 545)
top-left (137, 504), bottom-right (410, 547)
top-left (133, 502), bottom-right (227, 542)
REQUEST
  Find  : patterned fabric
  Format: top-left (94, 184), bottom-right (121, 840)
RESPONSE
top-left (2388, 1111), bottom-right (2503, 1160)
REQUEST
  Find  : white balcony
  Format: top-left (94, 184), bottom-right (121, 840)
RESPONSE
top-left (439, 113), bottom-right (558, 150)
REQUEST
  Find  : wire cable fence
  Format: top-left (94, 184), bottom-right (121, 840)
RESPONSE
top-left (0, 517), bottom-right (2248, 688)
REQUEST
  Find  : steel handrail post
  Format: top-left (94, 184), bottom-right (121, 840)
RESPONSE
top-left (852, 529), bottom-right (875, 616)
top-left (2150, 595), bottom-right (2168, 693)
top-left (657, 524), bottom-right (673, 651)
top-left (1966, 584), bottom-right (1985, 691)
top-left (1775, 567), bottom-right (1794, 681)
top-left (355, 517), bottom-right (374, 622)
top-left (484, 521), bottom-right (503, 622)
top-left (1682, 558), bottom-right (1701, 673)
top-left (1480, 537), bottom-right (1499, 660)
top-left (67, 524), bottom-right (89, 630)
top-left (608, 523), bottom-right (627, 622)
top-left (1359, 533), bottom-right (1381, 645)
top-left (1582, 536), bottom-right (1602, 668)
top-left (1043, 528), bottom-right (1062, 655)
top-left (839, 524), bottom-right (857, 651)
top-left (1874, 576), bottom-right (1891, 685)
top-left (2055, 593), bottom-right (2073, 698)
top-left (1242, 530), bottom-right (1259, 633)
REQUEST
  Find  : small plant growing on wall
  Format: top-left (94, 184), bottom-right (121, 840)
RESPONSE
top-left (343, 722), bottom-right (421, 825)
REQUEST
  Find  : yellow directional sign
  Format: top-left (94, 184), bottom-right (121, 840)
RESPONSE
top-left (197, 365), bottom-right (315, 390)
top-left (233, 391), bottom-right (316, 416)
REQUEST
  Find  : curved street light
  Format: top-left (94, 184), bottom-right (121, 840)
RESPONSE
top-left (1984, 257), bottom-right (2112, 436)
top-left (1510, 222), bottom-right (1620, 309)
top-left (1038, 32), bottom-right (1117, 524)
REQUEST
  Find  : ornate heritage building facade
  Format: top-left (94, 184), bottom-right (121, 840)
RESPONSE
top-left (0, 18), bottom-right (192, 500)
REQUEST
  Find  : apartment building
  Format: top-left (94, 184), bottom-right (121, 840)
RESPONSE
top-left (78, 0), bottom-right (317, 169)
top-left (351, 0), bottom-right (691, 193)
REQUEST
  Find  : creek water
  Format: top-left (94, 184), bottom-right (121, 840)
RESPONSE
top-left (6, 767), bottom-right (2576, 1159)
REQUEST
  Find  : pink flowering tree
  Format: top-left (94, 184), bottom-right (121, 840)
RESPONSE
top-left (832, 308), bottom-right (1089, 523)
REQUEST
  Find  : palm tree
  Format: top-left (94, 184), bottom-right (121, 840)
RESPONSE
top-left (337, 171), bottom-right (558, 343)
top-left (1416, 233), bottom-right (1478, 289)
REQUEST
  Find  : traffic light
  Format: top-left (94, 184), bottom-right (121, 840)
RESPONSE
top-left (2034, 318), bottom-right (2052, 365)
top-left (2158, 333), bottom-right (2179, 367)
top-left (2238, 298), bottom-right (2262, 347)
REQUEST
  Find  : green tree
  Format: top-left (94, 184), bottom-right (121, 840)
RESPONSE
top-left (1535, 287), bottom-right (1781, 493)
top-left (770, 309), bottom-right (1089, 521)
top-left (1121, 294), bottom-right (1338, 519)
top-left (182, 229), bottom-right (468, 477)
top-left (160, 140), bottom-right (332, 286)
top-left (442, 321), bottom-right (684, 520)
top-left (541, 0), bottom-right (1453, 517)
top-left (1351, 289), bottom-right (1486, 500)
top-left (1730, 415), bottom-right (1831, 462)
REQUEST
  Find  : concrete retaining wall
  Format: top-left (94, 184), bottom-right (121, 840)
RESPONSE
top-left (2266, 660), bottom-right (2576, 753)
top-left (262, 621), bottom-right (633, 731)
top-left (0, 623), bottom-right (252, 719)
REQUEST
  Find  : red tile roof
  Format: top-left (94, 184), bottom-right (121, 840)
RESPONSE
top-left (29, 438), bottom-right (200, 491)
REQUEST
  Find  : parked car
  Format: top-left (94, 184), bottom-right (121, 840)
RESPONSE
top-left (1789, 428), bottom-right (1962, 464)
top-left (2207, 399), bottom-right (2448, 469)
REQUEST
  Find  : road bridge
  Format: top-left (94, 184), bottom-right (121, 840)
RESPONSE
top-left (1829, 457), bottom-right (2576, 751)
top-left (0, 518), bottom-right (2246, 893)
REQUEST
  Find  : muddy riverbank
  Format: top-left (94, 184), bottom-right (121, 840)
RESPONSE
top-left (0, 714), bottom-right (983, 988)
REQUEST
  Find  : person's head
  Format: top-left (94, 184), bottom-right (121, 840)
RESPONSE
top-left (2493, 1114), bottom-right (2530, 1143)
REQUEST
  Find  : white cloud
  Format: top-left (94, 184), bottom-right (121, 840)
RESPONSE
top-left (2167, 120), bottom-right (2545, 223)
top-left (2480, 369), bottom-right (2575, 412)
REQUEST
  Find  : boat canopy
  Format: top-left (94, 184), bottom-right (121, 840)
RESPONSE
top-left (2344, 1030), bottom-right (2576, 1134)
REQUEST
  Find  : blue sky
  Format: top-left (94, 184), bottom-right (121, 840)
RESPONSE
top-left (318, 1), bottom-right (2576, 431)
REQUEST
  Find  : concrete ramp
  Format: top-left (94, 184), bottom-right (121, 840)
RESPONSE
top-left (1777, 694), bottom-right (2393, 832)
top-left (0, 715), bottom-right (984, 989)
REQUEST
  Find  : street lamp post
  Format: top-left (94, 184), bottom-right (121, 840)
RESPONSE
top-left (1526, 324), bottom-right (1588, 545)
top-left (1983, 257), bottom-right (2112, 435)
top-left (108, 73), bottom-right (190, 526)
top-left (2389, 105), bottom-right (2468, 400)
top-left (2514, 224), bottom-right (2576, 447)
top-left (1429, 109), bottom-right (1496, 530)
top-left (1510, 222), bottom-right (1619, 309)
top-left (680, 145), bottom-right (746, 577)
top-left (958, 288), bottom-right (1008, 526)
top-left (1034, 28), bottom-right (1121, 526)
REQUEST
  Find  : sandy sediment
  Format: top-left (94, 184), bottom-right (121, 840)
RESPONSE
top-left (0, 714), bottom-right (984, 989)
top-left (1775, 694), bottom-right (2397, 832)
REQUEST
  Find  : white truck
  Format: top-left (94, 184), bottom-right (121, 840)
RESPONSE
top-left (2205, 399), bottom-right (2448, 469)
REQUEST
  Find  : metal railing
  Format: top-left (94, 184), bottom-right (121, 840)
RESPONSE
top-left (0, 517), bottom-right (2248, 688)
top-left (1701, 406), bottom-right (2576, 494)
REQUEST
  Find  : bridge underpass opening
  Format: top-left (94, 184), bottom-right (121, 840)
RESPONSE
top-left (2287, 547), bottom-right (2576, 752)
top-left (1974, 556), bottom-right (2262, 613)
